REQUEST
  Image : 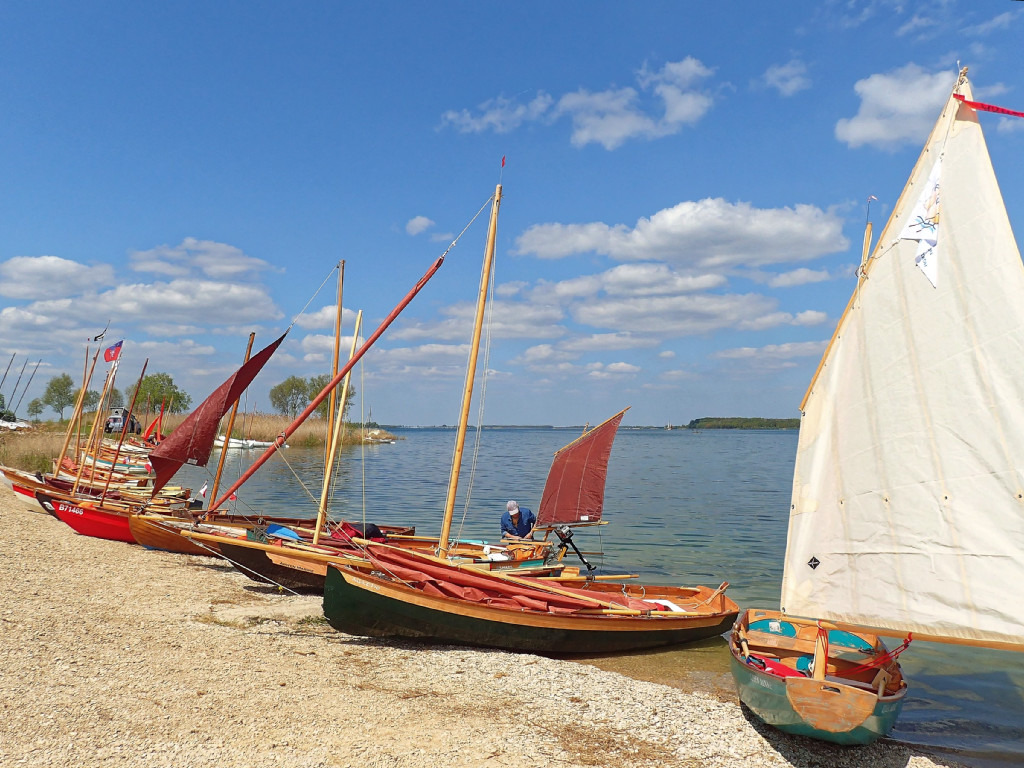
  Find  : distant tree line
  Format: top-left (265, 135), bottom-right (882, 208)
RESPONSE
top-left (26, 372), bottom-right (192, 421)
top-left (0, 393), bottom-right (15, 422)
top-left (269, 375), bottom-right (355, 420)
top-left (686, 417), bottom-right (800, 430)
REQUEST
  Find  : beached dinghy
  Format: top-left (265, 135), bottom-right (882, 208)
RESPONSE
top-left (730, 68), bottom-right (1024, 744)
top-left (323, 184), bottom-right (738, 652)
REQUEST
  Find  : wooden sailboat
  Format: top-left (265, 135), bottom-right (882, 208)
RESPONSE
top-left (173, 202), bottom-right (561, 588)
top-left (322, 183), bottom-right (738, 652)
top-left (729, 68), bottom-right (1024, 744)
top-left (135, 253), bottom-right (452, 566)
top-left (49, 333), bottom-right (288, 543)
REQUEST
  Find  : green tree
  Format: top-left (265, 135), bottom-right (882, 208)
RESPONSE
top-left (127, 373), bottom-right (192, 414)
top-left (307, 374), bottom-right (356, 420)
top-left (269, 376), bottom-right (310, 418)
top-left (108, 387), bottom-right (124, 409)
top-left (74, 388), bottom-right (102, 411)
top-left (27, 399), bottom-right (44, 420)
top-left (41, 373), bottom-right (76, 419)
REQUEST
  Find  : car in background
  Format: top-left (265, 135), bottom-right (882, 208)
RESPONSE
top-left (104, 408), bottom-right (141, 434)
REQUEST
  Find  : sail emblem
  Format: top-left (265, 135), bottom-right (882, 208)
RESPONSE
top-left (807, 556), bottom-right (820, 570)
top-left (900, 157), bottom-right (942, 287)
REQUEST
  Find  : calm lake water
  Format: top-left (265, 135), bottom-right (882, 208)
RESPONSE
top-left (178, 427), bottom-right (1024, 767)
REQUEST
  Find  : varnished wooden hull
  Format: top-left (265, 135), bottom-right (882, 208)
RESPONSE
top-left (323, 564), bottom-right (738, 654)
top-left (128, 515), bottom-right (221, 556)
top-left (728, 609), bottom-right (908, 745)
top-left (218, 540), bottom-right (330, 591)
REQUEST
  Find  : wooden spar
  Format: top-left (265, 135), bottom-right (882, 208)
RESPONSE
top-left (73, 362), bottom-right (117, 494)
top-left (101, 359), bottom-right (148, 502)
top-left (13, 359), bottom-right (41, 415)
top-left (368, 540), bottom-right (636, 612)
top-left (326, 261), bottom-right (345, 442)
top-left (861, 220), bottom-right (873, 266)
top-left (7, 358), bottom-right (28, 411)
top-left (207, 255), bottom-right (446, 512)
top-left (56, 348), bottom-right (100, 478)
top-left (314, 309), bottom-right (362, 545)
top-left (800, 67), bottom-right (968, 412)
top-left (208, 333), bottom-right (256, 507)
top-left (796, 617), bottom-right (1024, 654)
top-left (0, 352), bottom-right (14, 395)
top-left (318, 264), bottom-right (345, 519)
top-left (438, 184), bottom-right (502, 559)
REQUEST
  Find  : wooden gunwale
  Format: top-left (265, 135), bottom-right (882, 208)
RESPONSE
top-left (330, 564), bottom-right (736, 631)
top-left (323, 564), bottom-right (738, 653)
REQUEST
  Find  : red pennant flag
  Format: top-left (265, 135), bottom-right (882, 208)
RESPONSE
top-left (954, 94), bottom-right (1024, 120)
top-left (501, 155), bottom-right (506, 167)
top-left (104, 340), bottom-right (123, 362)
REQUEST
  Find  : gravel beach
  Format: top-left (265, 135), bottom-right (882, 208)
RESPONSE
top-left (0, 484), bottom-right (968, 768)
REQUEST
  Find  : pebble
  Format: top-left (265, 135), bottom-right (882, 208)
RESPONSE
top-left (0, 484), bottom-right (967, 768)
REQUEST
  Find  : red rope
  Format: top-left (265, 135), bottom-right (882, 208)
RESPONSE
top-left (954, 94), bottom-right (1024, 119)
top-left (842, 633), bottom-right (913, 675)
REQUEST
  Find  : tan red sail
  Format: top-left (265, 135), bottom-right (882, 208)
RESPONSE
top-left (148, 332), bottom-right (287, 494)
top-left (536, 407), bottom-right (628, 527)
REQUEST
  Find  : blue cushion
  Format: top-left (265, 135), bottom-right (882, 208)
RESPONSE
top-left (828, 629), bottom-right (874, 653)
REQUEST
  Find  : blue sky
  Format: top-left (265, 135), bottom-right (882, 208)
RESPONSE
top-left (1, 1), bottom-right (1022, 427)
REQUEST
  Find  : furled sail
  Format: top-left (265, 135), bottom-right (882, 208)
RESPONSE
top-left (780, 71), bottom-right (1024, 651)
top-left (148, 332), bottom-right (287, 494)
top-left (536, 408), bottom-right (628, 527)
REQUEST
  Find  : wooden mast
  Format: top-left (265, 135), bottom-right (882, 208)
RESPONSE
top-left (206, 254), bottom-right (446, 513)
top-left (438, 184), bottom-right (501, 558)
top-left (207, 332), bottom-right (256, 509)
top-left (55, 348), bottom-right (100, 478)
top-left (100, 359), bottom-right (148, 501)
top-left (313, 309), bottom-right (362, 545)
top-left (73, 360), bottom-right (118, 493)
top-left (326, 261), bottom-right (345, 444)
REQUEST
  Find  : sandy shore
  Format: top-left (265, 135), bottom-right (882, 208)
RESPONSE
top-left (0, 484), bottom-right (967, 768)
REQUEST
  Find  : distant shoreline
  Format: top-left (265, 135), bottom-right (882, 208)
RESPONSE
top-left (382, 418), bottom-right (800, 431)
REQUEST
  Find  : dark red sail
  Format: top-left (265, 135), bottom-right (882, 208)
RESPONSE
top-left (535, 408), bottom-right (628, 527)
top-left (148, 332), bottom-right (287, 494)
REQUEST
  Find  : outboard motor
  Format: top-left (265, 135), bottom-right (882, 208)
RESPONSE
top-left (554, 524), bottom-right (597, 578)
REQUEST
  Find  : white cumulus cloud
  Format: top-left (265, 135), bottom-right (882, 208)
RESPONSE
top-left (762, 60), bottom-right (811, 97)
top-left (516, 198), bottom-right (846, 267)
top-left (0, 255), bottom-right (115, 299)
top-left (441, 57), bottom-right (716, 150)
top-left (406, 216), bottom-right (435, 236)
top-left (835, 64), bottom-right (957, 150)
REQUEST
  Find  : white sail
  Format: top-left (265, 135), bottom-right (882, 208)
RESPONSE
top-left (780, 71), bottom-right (1024, 651)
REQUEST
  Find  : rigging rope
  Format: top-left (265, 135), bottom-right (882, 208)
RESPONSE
top-left (452, 237), bottom-right (497, 545)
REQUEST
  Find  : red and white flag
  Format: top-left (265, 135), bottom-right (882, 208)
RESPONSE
top-left (104, 340), bottom-right (123, 362)
top-left (199, 482), bottom-right (208, 498)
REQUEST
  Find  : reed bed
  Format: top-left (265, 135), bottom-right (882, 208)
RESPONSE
top-left (0, 425), bottom-right (68, 473)
top-left (0, 413), bottom-right (394, 472)
top-left (159, 411), bottom-right (391, 449)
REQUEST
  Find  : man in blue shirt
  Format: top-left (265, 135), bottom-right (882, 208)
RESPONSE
top-left (500, 500), bottom-right (535, 540)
